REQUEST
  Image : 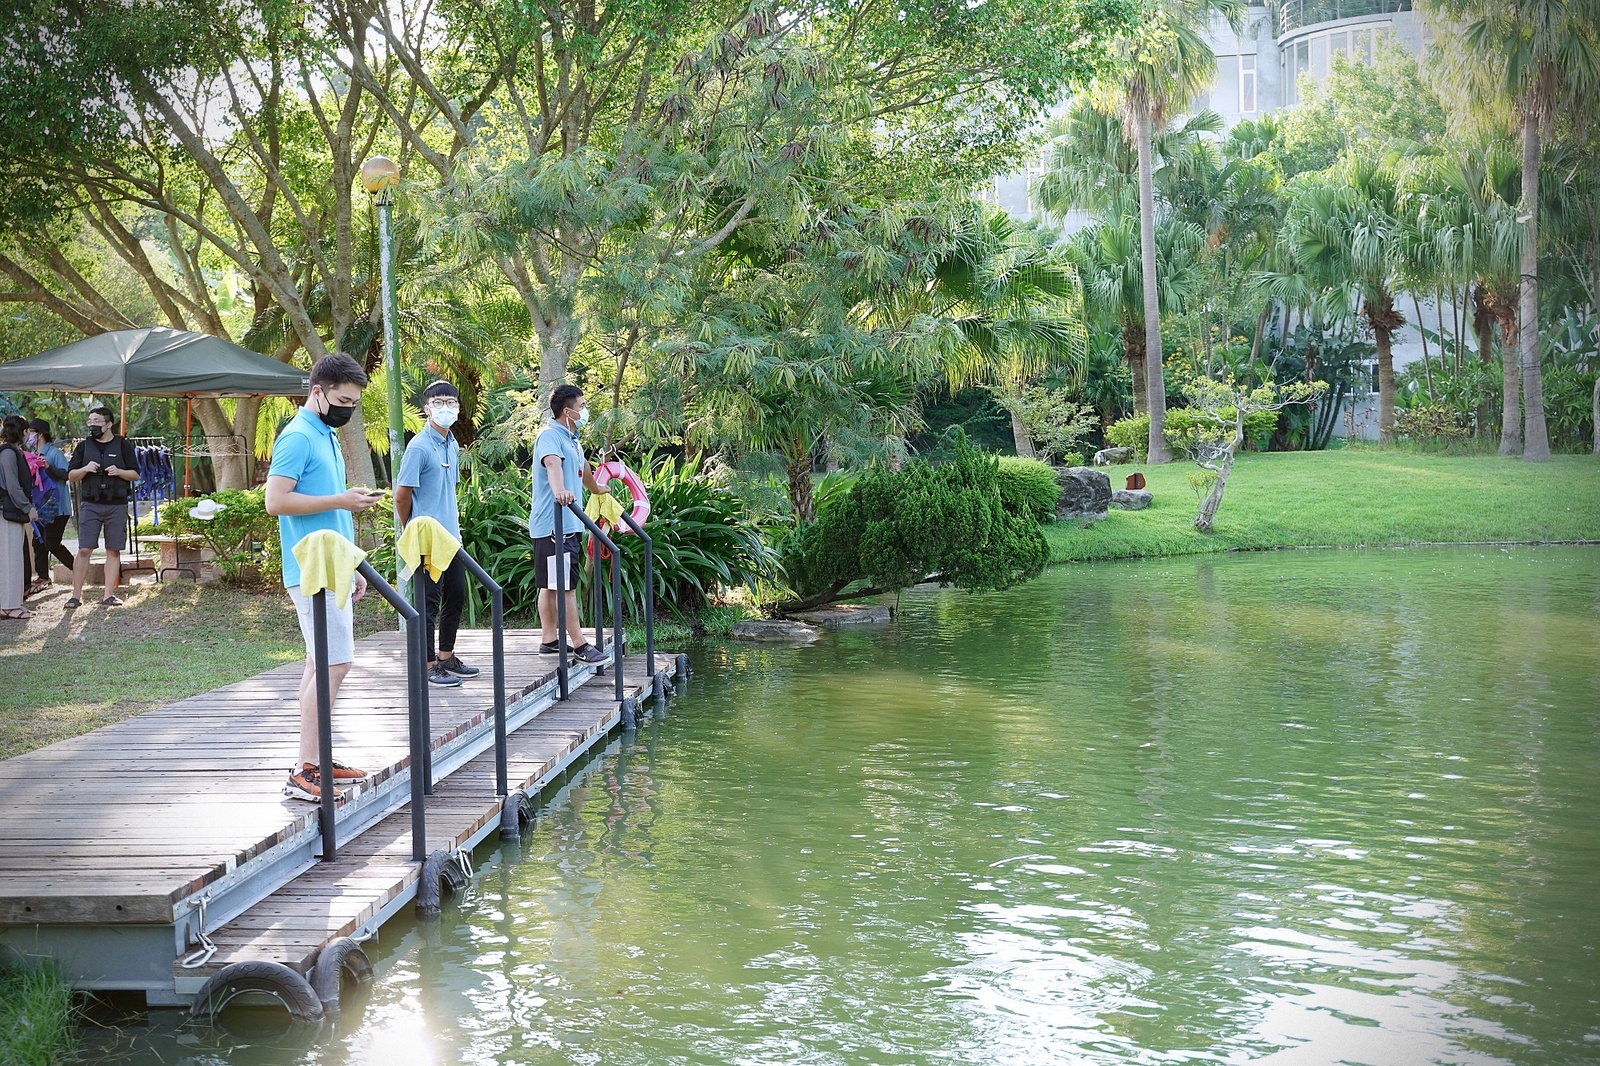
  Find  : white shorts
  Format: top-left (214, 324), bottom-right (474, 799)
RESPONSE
top-left (288, 585), bottom-right (356, 667)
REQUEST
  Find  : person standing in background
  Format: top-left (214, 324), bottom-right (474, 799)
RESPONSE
top-left (0, 415), bottom-right (39, 620)
top-left (26, 418), bottom-right (72, 596)
top-left (395, 380), bottom-right (480, 688)
top-left (66, 406), bottom-right (138, 608)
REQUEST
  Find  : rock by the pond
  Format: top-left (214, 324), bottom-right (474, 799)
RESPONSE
top-left (1054, 465), bottom-right (1111, 522)
top-left (1093, 447), bottom-right (1136, 465)
top-left (1111, 488), bottom-right (1153, 511)
top-left (789, 604), bottom-right (891, 628)
top-left (731, 619), bottom-right (821, 643)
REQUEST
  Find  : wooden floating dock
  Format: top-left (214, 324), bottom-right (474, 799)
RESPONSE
top-left (0, 629), bottom-right (680, 1011)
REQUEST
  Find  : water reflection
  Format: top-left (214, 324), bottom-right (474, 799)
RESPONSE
top-left (80, 548), bottom-right (1600, 1064)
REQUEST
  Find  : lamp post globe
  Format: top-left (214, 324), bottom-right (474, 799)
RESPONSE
top-left (360, 155), bottom-right (400, 196)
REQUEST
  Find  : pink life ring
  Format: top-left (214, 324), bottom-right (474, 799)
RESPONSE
top-left (592, 460), bottom-right (651, 531)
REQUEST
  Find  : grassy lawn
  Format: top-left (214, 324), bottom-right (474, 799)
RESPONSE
top-left (1043, 448), bottom-right (1600, 563)
top-left (0, 582), bottom-right (391, 760)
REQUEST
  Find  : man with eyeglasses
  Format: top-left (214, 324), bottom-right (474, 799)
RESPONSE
top-left (395, 380), bottom-right (480, 688)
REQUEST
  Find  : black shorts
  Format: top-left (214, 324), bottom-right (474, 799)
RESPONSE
top-left (533, 533), bottom-right (581, 590)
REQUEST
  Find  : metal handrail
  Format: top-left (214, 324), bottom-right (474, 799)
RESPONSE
top-left (311, 561), bottom-right (424, 863)
top-left (552, 502), bottom-right (625, 703)
top-left (1273, 0), bottom-right (1410, 35)
top-left (615, 509), bottom-right (656, 678)
top-left (405, 539), bottom-right (511, 799)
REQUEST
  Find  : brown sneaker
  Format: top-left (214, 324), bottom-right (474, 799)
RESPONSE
top-left (330, 760), bottom-right (370, 782)
top-left (283, 764), bottom-right (348, 802)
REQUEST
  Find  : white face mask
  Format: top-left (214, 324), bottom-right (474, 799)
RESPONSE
top-left (431, 405), bottom-right (458, 429)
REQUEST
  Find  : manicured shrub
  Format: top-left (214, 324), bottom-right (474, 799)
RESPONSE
top-left (994, 455), bottom-right (1059, 524)
top-left (1393, 404), bottom-right (1474, 449)
top-left (1106, 409), bottom-right (1278, 460)
top-left (782, 432), bottom-right (1048, 602)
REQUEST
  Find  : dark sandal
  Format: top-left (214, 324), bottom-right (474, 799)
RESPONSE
top-left (64, 597), bottom-right (81, 609)
top-left (101, 595), bottom-right (124, 607)
top-left (0, 608), bottom-right (33, 620)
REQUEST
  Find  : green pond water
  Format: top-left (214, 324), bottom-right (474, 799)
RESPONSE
top-left (84, 547), bottom-right (1600, 1065)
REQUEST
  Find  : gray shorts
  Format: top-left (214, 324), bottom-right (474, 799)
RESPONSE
top-left (78, 501), bottom-right (128, 552)
top-left (288, 585), bottom-right (356, 667)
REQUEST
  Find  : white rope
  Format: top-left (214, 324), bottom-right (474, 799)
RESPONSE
top-left (179, 893), bottom-right (219, 969)
top-left (453, 848), bottom-right (474, 881)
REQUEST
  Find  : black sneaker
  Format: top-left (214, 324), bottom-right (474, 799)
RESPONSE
top-left (427, 664), bottom-right (463, 687)
top-left (572, 642), bottom-right (608, 665)
top-left (538, 641), bottom-right (561, 654)
top-left (437, 654), bottom-right (480, 678)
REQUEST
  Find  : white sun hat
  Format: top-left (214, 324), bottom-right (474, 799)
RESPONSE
top-left (188, 498), bottom-right (229, 521)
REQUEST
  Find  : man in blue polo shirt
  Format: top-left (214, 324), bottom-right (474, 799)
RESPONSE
top-left (529, 384), bottom-right (609, 663)
top-left (396, 380), bottom-right (480, 689)
top-left (264, 353), bottom-right (385, 802)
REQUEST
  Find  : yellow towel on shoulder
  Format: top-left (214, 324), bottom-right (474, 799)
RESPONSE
top-left (397, 515), bottom-right (462, 582)
top-left (585, 489), bottom-right (623, 528)
top-left (293, 529), bottom-right (369, 609)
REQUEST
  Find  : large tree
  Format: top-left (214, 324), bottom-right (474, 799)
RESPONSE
top-left (0, 0), bottom-right (401, 485)
top-left (1283, 157), bottom-right (1407, 440)
top-left (1429, 0), bottom-right (1600, 460)
top-left (322, 0), bottom-right (1133, 399)
top-left (1089, 0), bottom-right (1245, 462)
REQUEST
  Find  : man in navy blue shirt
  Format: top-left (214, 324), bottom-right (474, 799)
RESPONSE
top-left (396, 380), bottom-right (480, 688)
top-left (528, 384), bottom-right (609, 663)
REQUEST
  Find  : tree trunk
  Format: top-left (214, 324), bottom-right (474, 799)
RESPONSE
top-left (1194, 422), bottom-right (1245, 533)
top-left (787, 450), bottom-right (816, 524)
top-left (1134, 98), bottom-right (1170, 463)
top-left (1472, 282), bottom-right (1497, 439)
top-left (340, 413), bottom-right (377, 489)
top-left (1494, 296), bottom-right (1522, 455)
top-left (1373, 320), bottom-right (1396, 443)
top-left (1592, 371), bottom-right (1600, 455)
top-left (1008, 401), bottom-right (1037, 459)
top-left (1125, 316), bottom-right (1148, 417)
top-left (1519, 109), bottom-right (1550, 461)
top-left (191, 397), bottom-right (250, 490)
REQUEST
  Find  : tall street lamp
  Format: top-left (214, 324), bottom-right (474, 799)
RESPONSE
top-left (359, 155), bottom-right (404, 487)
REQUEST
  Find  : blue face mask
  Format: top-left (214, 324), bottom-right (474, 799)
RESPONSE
top-left (574, 407), bottom-right (590, 429)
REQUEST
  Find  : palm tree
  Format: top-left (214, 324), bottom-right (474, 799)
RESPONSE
top-left (1067, 214), bottom-right (1207, 418)
top-left (1398, 141), bottom-right (1525, 450)
top-left (1283, 157), bottom-right (1407, 439)
top-left (1107, 0), bottom-right (1247, 461)
top-left (1542, 136), bottom-right (1600, 452)
top-left (1037, 103), bottom-right (1219, 419)
top-left (929, 212), bottom-right (1089, 458)
top-left (1430, 0), bottom-right (1600, 460)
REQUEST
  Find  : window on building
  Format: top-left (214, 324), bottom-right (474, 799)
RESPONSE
top-left (1240, 53), bottom-right (1257, 113)
top-left (1353, 28), bottom-right (1372, 63)
top-left (1216, 56), bottom-right (1239, 111)
top-left (1330, 31), bottom-right (1349, 58)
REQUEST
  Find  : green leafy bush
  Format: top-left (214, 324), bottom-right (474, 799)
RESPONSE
top-left (992, 386), bottom-right (1097, 464)
top-left (1107, 409), bottom-right (1279, 460)
top-left (782, 432), bottom-right (1048, 601)
top-left (1393, 404), bottom-right (1474, 449)
top-left (994, 455), bottom-right (1059, 524)
top-left (156, 489), bottom-right (280, 585)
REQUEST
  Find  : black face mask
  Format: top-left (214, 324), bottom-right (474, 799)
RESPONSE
top-left (90, 424), bottom-right (110, 440)
top-left (316, 399), bottom-right (357, 429)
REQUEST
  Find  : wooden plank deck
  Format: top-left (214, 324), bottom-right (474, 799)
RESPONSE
top-left (0, 627), bottom-right (678, 1003)
top-left (176, 683), bottom-right (648, 989)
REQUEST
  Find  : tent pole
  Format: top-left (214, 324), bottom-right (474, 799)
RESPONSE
top-left (120, 392), bottom-right (128, 435)
top-left (184, 398), bottom-right (193, 497)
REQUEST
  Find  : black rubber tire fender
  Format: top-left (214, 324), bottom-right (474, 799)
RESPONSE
top-left (499, 789), bottom-right (530, 840)
top-left (189, 960), bottom-right (323, 1024)
top-left (416, 849), bottom-right (467, 917)
top-left (310, 937), bottom-right (373, 1013)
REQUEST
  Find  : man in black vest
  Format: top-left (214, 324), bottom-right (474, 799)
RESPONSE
top-left (66, 406), bottom-right (139, 608)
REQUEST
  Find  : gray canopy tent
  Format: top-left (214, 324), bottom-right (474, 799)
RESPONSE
top-left (0, 327), bottom-right (310, 495)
